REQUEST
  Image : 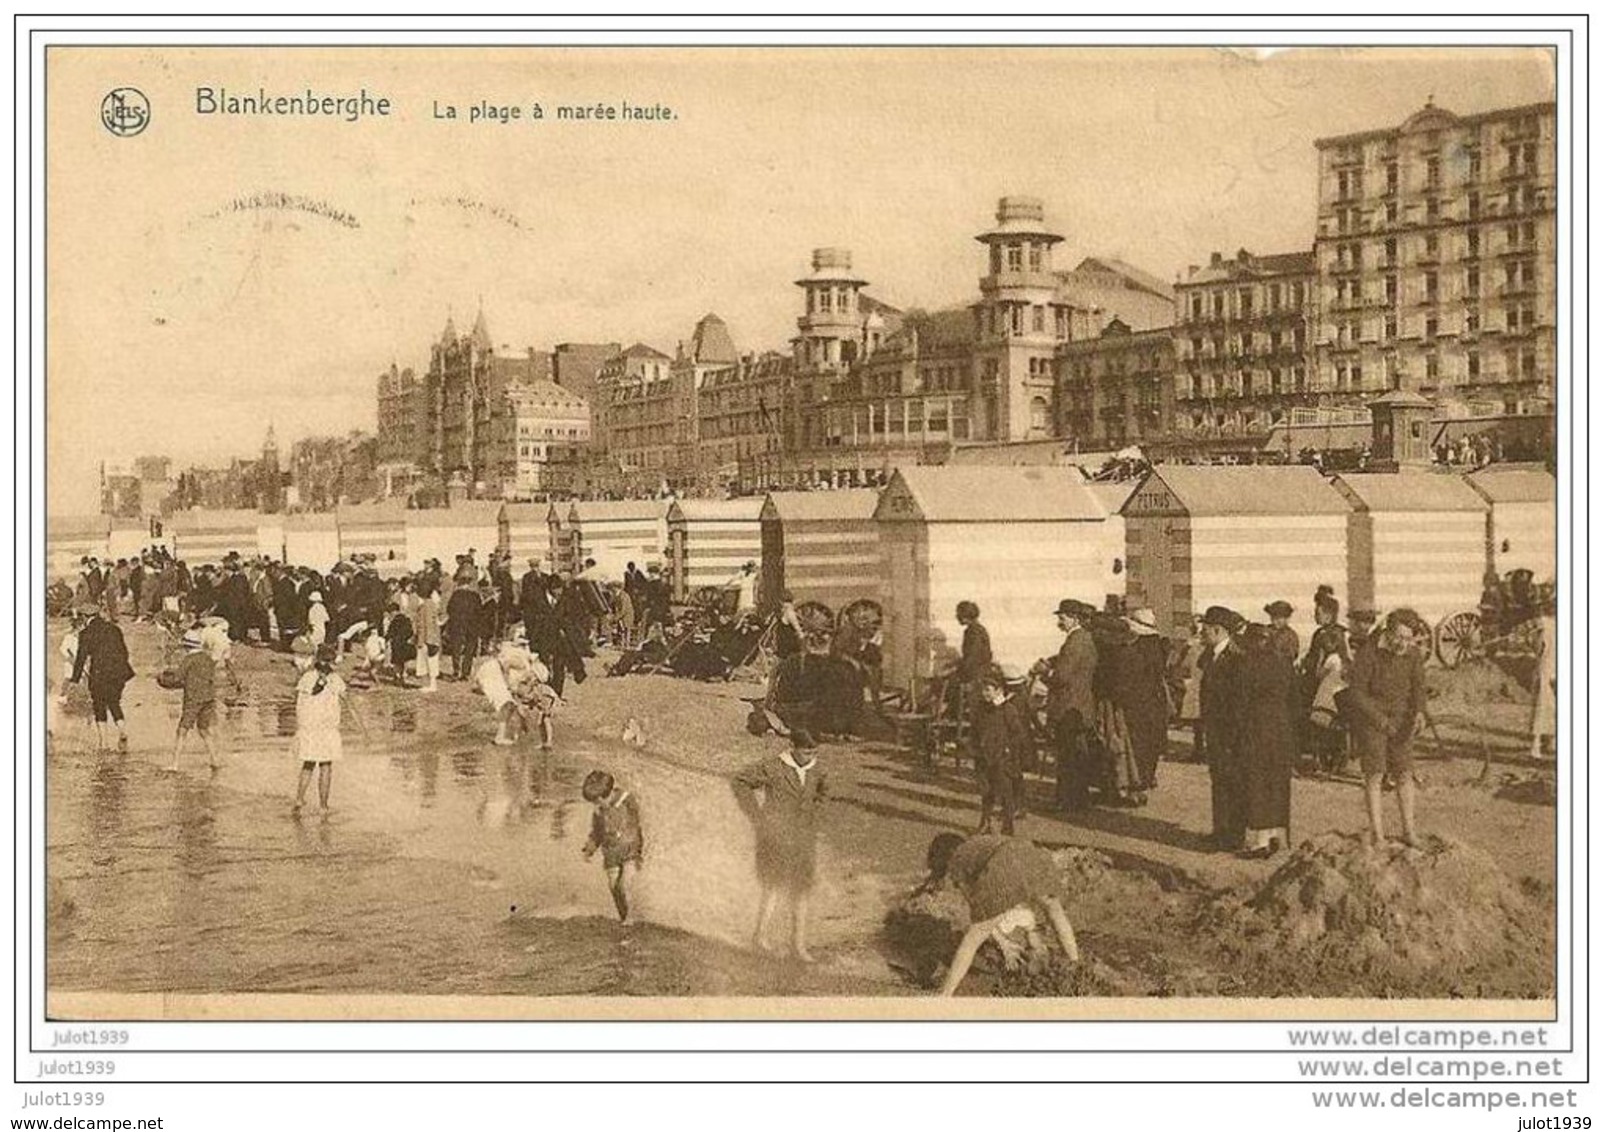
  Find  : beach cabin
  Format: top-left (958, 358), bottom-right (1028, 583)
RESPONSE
top-left (567, 499), bottom-right (670, 581)
top-left (666, 498), bottom-right (765, 602)
top-left (255, 518), bottom-right (285, 563)
top-left (282, 513), bottom-right (340, 570)
top-left (758, 489), bottom-right (883, 614)
top-left (1332, 473), bottom-right (1490, 631)
top-left (403, 502), bottom-right (503, 573)
top-left (107, 516), bottom-right (165, 563)
top-left (501, 502), bottom-right (559, 572)
top-left (169, 509), bottom-right (263, 567)
top-left (336, 501), bottom-right (410, 577)
top-left (1122, 465), bottom-right (1351, 643)
top-left (1465, 467), bottom-right (1557, 583)
top-left (874, 466), bottom-right (1111, 694)
top-left (47, 515), bottom-right (110, 581)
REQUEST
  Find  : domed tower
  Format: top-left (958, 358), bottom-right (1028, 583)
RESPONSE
top-left (973, 196), bottom-right (1065, 441)
top-left (794, 247), bottom-right (869, 371)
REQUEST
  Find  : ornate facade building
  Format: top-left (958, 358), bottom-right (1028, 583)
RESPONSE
top-left (777, 201), bottom-right (1174, 485)
top-left (1172, 248), bottom-right (1316, 449)
top-left (376, 309), bottom-right (591, 500)
top-left (697, 350), bottom-right (792, 489)
top-left (1313, 99), bottom-right (1556, 414)
top-left (1056, 319), bottom-right (1177, 449)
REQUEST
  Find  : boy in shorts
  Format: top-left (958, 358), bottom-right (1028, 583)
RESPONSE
top-left (581, 770), bottom-right (644, 922)
top-left (169, 631), bottom-right (221, 772)
top-left (1344, 609), bottom-right (1428, 847)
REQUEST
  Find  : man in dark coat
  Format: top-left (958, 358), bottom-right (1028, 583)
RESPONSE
top-left (215, 560), bottom-right (253, 642)
top-left (1237, 623), bottom-right (1295, 858)
top-left (445, 580), bottom-right (483, 680)
top-left (1199, 605), bottom-right (1248, 848)
top-left (955, 601), bottom-right (992, 687)
top-left (71, 606), bottom-right (135, 751)
top-left (1117, 607), bottom-right (1171, 792)
top-left (272, 565), bottom-right (305, 651)
top-left (1038, 598), bottom-right (1099, 813)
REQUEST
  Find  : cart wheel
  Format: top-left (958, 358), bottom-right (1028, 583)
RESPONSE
top-left (1435, 611), bottom-right (1483, 669)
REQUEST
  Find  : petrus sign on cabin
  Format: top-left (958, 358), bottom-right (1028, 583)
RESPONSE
top-left (1121, 465), bottom-right (1351, 644)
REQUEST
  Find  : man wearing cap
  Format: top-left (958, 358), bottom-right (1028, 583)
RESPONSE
top-left (1117, 608), bottom-right (1170, 792)
top-left (1038, 599), bottom-right (1099, 812)
top-left (1198, 605), bottom-right (1248, 848)
top-left (1264, 601), bottom-right (1300, 666)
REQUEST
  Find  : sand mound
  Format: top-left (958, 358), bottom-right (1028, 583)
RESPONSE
top-left (882, 846), bottom-right (1139, 992)
top-left (1205, 832), bottom-right (1554, 998)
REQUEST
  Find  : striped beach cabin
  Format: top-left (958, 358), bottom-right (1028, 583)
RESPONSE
top-left (336, 502), bottom-right (410, 577)
top-left (1122, 465), bottom-right (1350, 644)
top-left (282, 513), bottom-right (340, 569)
top-left (1333, 473), bottom-right (1490, 630)
top-left (758, 489), bottom-right (883, 613)
top-left (874, 467), bottom-right (1111, 694)
top-left (567, 499), bottom-right (670, 581)
top-left (47, 515), bottom-right (110, 581)
top-left (403, 502), bottom-right (503, 572)
top-left (666, 498), bottom-right (765, 602)
top-left (108, 516), bottom-right (165, 563)
top-left (169, 509), bottom-right (263, 567)
top-left (1465, 467), bottom-right (1557, 583)
top-left (501, 503), bottom-right (558, 573)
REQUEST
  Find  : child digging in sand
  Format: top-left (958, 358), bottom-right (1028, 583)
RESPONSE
top-left (580, 770), bottom-right (644, 922)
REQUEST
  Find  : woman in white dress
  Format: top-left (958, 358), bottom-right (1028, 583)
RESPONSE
top-left (293, 644), bottom-right (366, 812)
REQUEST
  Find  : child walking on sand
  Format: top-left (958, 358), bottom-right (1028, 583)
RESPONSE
top-left (581, 770), bottom-right (644, 922)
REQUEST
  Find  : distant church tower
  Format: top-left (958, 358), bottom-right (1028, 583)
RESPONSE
top-left (259, 423), bottom-right (283, 513)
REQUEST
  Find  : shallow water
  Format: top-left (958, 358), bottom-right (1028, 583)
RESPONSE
top-left (46, 693), bottom-right (903, 1001)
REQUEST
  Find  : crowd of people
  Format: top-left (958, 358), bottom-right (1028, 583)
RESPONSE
top-left (46, 540), bottom-right (1558, 993)
top-left (938, 585), bottom-right (1449, 859)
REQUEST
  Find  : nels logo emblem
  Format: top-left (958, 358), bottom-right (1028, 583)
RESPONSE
top-left (100, 88), bottom-right (149, 137)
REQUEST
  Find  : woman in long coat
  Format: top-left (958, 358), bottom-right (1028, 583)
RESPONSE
top-left (732, 731), bottom-right (828, 962)
top-left (1237, 624), bottom-right (1294, 858)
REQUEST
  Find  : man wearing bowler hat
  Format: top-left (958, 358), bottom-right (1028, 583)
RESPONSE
top-left (1198, 605), bottom-right (1248, 848)
top-left (1036, 598), bottom-right (1099, 812)
top-left (1264, 600), bottom-right (1299, 665)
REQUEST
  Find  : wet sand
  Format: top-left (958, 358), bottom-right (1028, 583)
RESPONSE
top-left (45, 620), bottom-right (1556, 1003)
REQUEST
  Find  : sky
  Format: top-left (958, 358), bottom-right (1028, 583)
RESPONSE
top-left (46, 45), bottom-right (1554, 514)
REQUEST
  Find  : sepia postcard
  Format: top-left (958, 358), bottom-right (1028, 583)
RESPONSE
top-left (40, 43), bottom-right (1563, 1024)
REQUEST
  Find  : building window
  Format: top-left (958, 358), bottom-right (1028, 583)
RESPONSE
top-left (1032, 305), bottom-right (1045, 333)
top-left (1468, 191), bottom-right (1480, 220)
top-left (1424, 271), bottom-right (1438, 303)
top-left (817, 288), bottom-right (832, 314)
top-left (1190, 295), bottom-right (1203, 321)
top-left (1009, 306), bottom-right (1023, 336)
top-left (1212, 292), bottom-right (1225, 319)
top-left (1386, 201), bottom-right (1399, 225)
top-left (1028, 243), bottom-right (1043, 272)
top-left (1466, 310), bottom-right (1479, 334)
top-left (1385, 162), bottom-right (1399, 195)
top-left (1426, 155), bottom-right (1441, 190)
top-left (1006, 244), bottom-right (1024, 271)
top-left (1426, 353), bottom-right (1440, 383)
top-left (1240, 289), bottom-right (1254, 318)
top-left (1468, 352), bottom-right (1480, 380)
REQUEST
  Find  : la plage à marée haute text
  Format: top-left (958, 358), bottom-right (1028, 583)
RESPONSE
top-left (432, 99), bottom-right (676, 123)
